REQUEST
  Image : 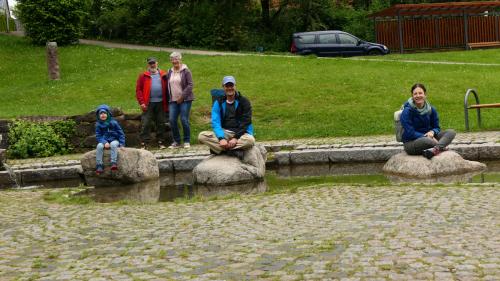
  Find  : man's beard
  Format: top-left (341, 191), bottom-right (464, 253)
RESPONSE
top-left (148, 67), bottom-right (158, 73)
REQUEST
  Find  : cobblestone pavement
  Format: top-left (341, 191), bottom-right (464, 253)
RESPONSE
top-left (0, 184), bottom-right (498, 280)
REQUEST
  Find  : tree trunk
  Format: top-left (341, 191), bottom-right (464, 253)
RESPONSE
top-left (261, 0), bottom-right (270, 27)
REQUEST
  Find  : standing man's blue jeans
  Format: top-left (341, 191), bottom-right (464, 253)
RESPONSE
top-left (96, 140), bottom-right (120, 165)
top-left (169, 101), bottom-right (192, 144)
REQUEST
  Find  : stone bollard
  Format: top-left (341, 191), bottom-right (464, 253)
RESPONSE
top-left (46, 42), bottom-right (60, 80)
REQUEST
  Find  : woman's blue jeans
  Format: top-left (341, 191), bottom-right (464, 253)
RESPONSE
top-left (96, 140), bottom-right (119, 165)
top-left (169, 101), bottom-right (192, 144)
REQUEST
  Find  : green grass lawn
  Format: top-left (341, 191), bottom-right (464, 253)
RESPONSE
top-left (0, 34), bottom-right (499, 142)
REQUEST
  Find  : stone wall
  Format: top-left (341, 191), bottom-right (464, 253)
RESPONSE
top-left (0, 120), bottom-right (9, 149)
top-left (0, 108), bottom-right (172, 151)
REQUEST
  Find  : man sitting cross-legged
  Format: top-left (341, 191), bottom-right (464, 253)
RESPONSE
top-left (198, 75), bottom-right (255, 160)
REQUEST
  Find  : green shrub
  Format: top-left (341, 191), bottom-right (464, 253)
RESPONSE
top-left (15, 0), bottom-right (85, 45)
top-left (8, 120), bottom-right (76, 159)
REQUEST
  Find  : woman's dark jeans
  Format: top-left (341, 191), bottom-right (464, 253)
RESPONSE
top-left (404, 129), bottom-right (456, 155)
top-left (169, 101), bottom-right (192, 144)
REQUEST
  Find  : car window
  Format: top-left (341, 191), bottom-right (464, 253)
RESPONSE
top-left (296, 35), bottom-right (315, 44)
top-left (338, 33), bottom-right (358, 45)
top-left (318, 34), bottom-right (337, 44)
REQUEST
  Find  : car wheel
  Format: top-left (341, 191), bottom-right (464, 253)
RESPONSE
top-left (368, 49), bottom-right (383, 56)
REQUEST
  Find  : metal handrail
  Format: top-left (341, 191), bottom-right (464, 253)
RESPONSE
top-left (464, 88), bottom-right (481, 131)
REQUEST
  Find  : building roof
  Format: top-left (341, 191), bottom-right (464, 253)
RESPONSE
top-left (370, 1), bottom-right (500, 18)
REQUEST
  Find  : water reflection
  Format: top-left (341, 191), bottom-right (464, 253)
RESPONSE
top-left (77, 161), bottom-right (499, 203)
top-left (160, 181), bottom-right (267, 202)
top-left (82, 179), bottom-right (160, 203)
top-left (82, 173), bottom-right (267, 203)
top-left (275, 161), bottom-right (500, 185)
top-left (386, 172), bottom-right (484, 184)
top-left (276, 162), bottom-right (386, 177)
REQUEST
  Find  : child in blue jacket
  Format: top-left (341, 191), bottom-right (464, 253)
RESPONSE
top-left (95, 104), bottom-right (126, 174)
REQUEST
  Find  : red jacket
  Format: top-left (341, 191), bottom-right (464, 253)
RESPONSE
top-left (135, 70), bottom-right (168, 112)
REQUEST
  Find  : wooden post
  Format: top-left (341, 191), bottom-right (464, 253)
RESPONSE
top-left (398, 11), bottom-right (404, 54)
top-left (463, 9), bottom-right (469, 49)
top-left (46, 42), bottom-right (60, 80)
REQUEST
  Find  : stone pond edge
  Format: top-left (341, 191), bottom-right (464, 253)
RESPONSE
top-left (1, 142), bottom-right (500, 188)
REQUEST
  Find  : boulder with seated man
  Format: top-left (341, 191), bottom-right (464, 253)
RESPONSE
top-left (193, 144), bottom-right (266, 185)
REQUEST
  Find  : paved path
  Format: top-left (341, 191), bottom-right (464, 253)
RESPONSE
top-left (79, 39), bottom-right (297, 58)
top-left (0, 184), bottom-right (498, 280)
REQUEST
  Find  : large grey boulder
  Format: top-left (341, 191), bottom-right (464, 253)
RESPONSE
top-left (193, 145), bottom-right (266, 185)
top-left (383, 150), bottom-right (486, 178)
top-left (81, 148), bottom-right (159, 187)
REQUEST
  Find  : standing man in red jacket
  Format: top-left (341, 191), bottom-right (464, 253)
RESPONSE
top-left (136, 57), bottom-right (168, 149)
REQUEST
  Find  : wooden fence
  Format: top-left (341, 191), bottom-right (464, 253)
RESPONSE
top-left (375, 12), bottom-right (500, 52)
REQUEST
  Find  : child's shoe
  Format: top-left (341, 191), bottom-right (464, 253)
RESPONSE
top-left (111, 162), bottom-right (118, 171)
top-left (183, 143), bottom-right (191, 149)
top-left (96, 164), bottom-right (104, 175)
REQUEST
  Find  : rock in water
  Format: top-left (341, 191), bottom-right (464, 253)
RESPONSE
top-left (81, 148), bottom-right (159, 187)
top-left (193, 145), bottom-right (266, 185)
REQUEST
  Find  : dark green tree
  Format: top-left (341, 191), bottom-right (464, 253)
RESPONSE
top-left (16, 0), bottom-right (85, 45)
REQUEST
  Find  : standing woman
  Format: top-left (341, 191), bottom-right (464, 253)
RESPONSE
top-left (401, 83), bottom-right (456, 159)
top-left (166, 52), bottom-right (194, 148)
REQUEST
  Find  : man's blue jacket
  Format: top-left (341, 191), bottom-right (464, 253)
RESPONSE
top-left (212, 92), bottom-right (253, 139)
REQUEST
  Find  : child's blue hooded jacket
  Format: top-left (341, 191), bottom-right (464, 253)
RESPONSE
top-left (95, 104), bottom-right (126, 146)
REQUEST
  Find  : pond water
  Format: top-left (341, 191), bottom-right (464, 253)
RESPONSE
top-left (77, 161), bottom-right (500, 203)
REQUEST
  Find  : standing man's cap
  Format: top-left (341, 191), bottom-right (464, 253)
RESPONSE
top-left (222, 76), bottom-right (236, 86)
top-left (147, 57), bottom-right (157, 63)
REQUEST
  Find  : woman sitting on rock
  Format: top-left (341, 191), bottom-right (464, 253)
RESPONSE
top-left (401, 83), bottom-right (456, 159)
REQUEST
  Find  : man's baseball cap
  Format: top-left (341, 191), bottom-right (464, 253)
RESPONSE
top-left (147, 57), bottom-right (157, 64)
top-left (222, 76), bottom-right (236, 86)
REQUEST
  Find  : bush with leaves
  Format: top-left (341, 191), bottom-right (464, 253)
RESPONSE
top-left (15, 0), bottom-right (85, 45)
top-left (8, 120), bottom-right (76, 159)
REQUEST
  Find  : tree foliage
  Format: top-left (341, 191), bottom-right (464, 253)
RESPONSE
top-left (16, 0), bottom-right (85, 45)
top-left (81, 0), bottom-right (466, 52)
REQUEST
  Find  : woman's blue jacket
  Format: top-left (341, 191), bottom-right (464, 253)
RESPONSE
top-left (400, 101), bottom-right (440, 143)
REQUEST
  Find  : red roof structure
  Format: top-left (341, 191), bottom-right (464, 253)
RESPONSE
top-left (370, 1), bottom-right (500, 52)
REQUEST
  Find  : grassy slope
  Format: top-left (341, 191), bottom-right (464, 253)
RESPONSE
top-left (0, 35), bottom-right (499, 141)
